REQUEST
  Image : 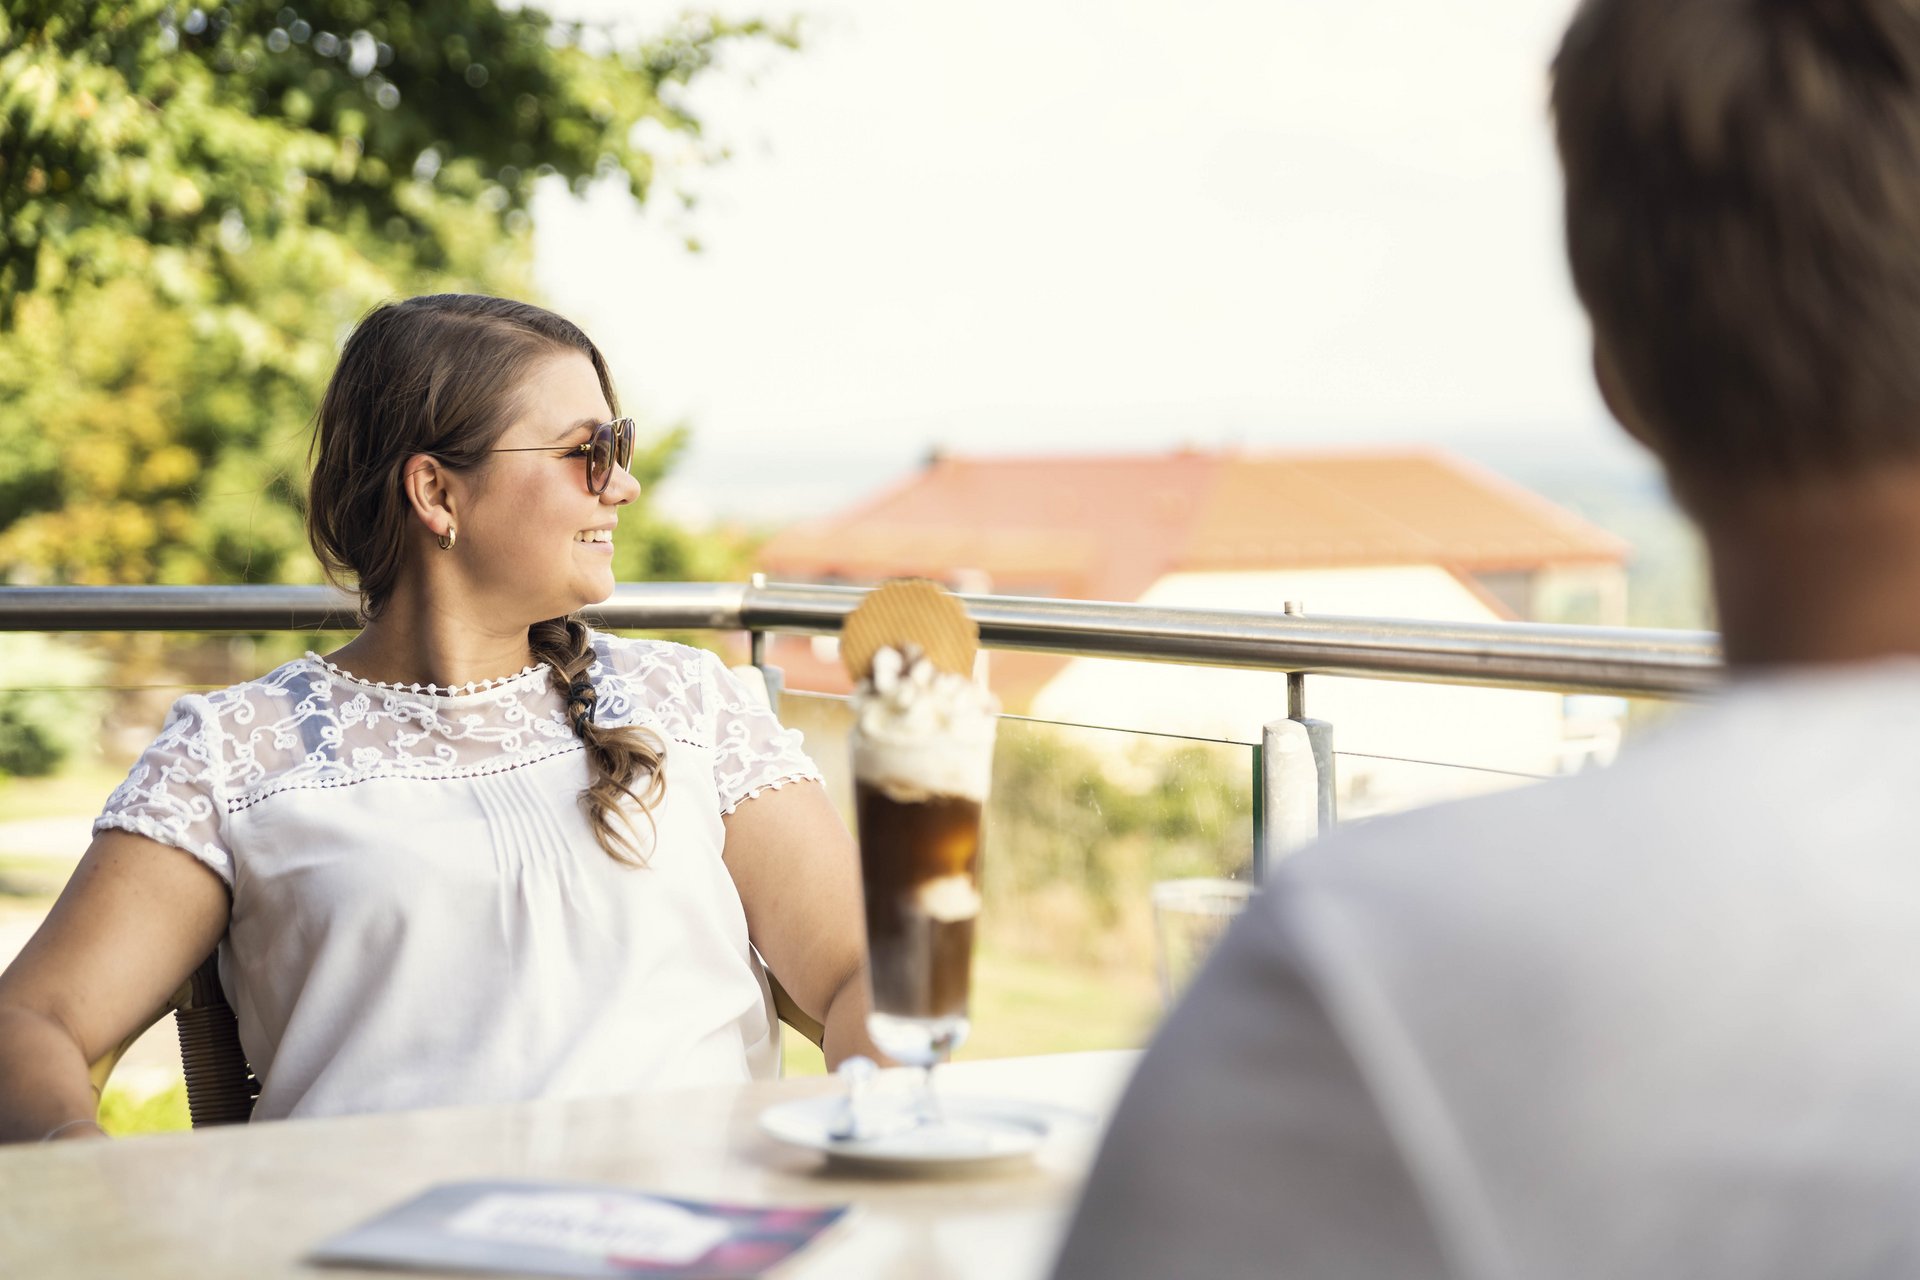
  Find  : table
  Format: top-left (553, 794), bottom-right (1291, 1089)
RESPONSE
top-left (0, 1050), bottom-right (1139, 1280)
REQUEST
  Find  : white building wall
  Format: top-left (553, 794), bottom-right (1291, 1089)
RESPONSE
top-left (1028, 567), bottom-right (1578, 820)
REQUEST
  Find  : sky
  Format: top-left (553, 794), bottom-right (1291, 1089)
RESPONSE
top-left (531, 0), bottom-right (1644, 526)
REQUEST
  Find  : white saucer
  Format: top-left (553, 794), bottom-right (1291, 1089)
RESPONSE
top-left (758, 1094), bottom-right (1082, 1173)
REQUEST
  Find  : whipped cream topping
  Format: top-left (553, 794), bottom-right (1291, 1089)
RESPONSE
top-left (917, 873), bottom-right (984, 922)
top-left (849, 644), bottom-right (999, 803)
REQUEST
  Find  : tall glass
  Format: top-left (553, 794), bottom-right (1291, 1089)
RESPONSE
top-left (1152, 877), bottom-right (1253, 1004)
top-left (851, 718), bottom-right (995, 1104)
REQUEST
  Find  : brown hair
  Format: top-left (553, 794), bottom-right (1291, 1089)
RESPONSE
top-left (307, 294), bottom-right (665, 864)
top-left (1552, 0), bottom-right (1920, 485)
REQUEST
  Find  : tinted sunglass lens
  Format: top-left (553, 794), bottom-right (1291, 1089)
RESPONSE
top-left (588, 425), bottom-right (613, 494)
top-left (615, 418), bottom-right (635, 471)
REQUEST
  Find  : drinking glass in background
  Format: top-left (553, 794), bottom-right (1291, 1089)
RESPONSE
top-left (1152, 878), bottom-right (1255, 1004)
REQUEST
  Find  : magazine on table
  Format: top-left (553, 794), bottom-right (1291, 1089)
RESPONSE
top-left (309, 1179), bottom-right (852, 1278)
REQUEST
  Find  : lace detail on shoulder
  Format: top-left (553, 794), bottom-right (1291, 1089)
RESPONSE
top-left (94, 694), bottom-right (235, 884)
top-left (707, 651), bottom-right (822, 814)
top-left (585, 634), bottom-right (712, 745)
top-left (103, 657), bottom-right (589, 825)
top-left (586, 634), bottom-right (822, 814)
top-left (96, 636), bottom-right (823, 875)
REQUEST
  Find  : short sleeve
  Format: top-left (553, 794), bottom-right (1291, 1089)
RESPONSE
top-left (93, 694), bottom-right (234, 886)
top-left (702, 653), bottom-right (823, 816)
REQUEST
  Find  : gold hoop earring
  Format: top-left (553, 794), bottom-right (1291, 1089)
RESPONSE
top-left (437, 524), bottom-right (456, 551)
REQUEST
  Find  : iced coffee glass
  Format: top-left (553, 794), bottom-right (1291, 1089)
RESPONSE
top-left (850, 645), bottom-right (998, 1094)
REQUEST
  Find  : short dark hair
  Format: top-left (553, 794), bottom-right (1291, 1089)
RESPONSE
top-left (1553, 0), bottom-right (1920, 483)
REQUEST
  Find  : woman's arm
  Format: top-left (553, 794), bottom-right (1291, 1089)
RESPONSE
top-left (721, 780), bottom-right (880, 1068)
top-left (0, 830), bottom-right (229, 1143)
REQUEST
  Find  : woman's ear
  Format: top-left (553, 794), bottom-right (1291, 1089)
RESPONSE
top-left (402, 453), bottom-right (458, 541)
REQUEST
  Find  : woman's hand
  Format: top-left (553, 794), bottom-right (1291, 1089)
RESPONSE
top-left (720, 780), bottom-right (883, 1068)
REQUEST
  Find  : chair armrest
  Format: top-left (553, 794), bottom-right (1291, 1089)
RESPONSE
top-left (85, 972), bottom-right (194, 1104)
top-left (767, 970), bottom-right (826, 1049)
top-left (86, 953), bottom-right (257, 1127)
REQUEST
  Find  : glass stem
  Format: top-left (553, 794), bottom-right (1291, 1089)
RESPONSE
top-left (910, 1061), bottom-right (941, 1127)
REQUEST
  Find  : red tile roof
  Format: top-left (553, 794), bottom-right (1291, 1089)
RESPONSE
top-left (759, 447), bottom-right (1627, 605)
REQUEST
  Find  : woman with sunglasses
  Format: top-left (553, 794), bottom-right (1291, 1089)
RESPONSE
top-left (0, 294), bottom-right (877, 1139)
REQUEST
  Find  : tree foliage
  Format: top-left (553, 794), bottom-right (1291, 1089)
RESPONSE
top-left (0, 1), bottom-right (786, 585)
top-left (0, 632), bottom-right (106, 775)
top-left (982, 728), bottom-right (1253, 968)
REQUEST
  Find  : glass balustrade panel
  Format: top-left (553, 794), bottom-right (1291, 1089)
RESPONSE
top-left (779, 690), bottom-right (1256, 1070)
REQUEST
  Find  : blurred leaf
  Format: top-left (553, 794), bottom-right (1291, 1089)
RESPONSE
top-left (0, 1), bottom-right (793, 586)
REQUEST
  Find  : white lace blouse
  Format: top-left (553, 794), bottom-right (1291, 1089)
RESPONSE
top-left (93, 633), bottom-right (823, 1121)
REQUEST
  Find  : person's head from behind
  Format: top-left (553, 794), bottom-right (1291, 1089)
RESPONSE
top-left (307, 294), bottom-right (660, 861)
top-left (1553, 0), bottom-right (1920, 513)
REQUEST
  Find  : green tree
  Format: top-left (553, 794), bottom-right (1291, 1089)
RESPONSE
top-left (0, 633), bottom-right (107, 775)
top-left (984, 728), bottom-right (1254, 968)
top-left (0, 1), bottom-right (787, 585)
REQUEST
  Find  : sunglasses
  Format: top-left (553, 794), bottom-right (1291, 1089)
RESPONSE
top-left (489, 417), bottom-right (636, 495)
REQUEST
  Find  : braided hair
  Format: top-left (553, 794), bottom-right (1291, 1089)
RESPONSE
top-left (530, 615), bottom-right (665, 865)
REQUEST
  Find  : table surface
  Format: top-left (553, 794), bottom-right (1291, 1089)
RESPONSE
top-left (0, 1050), bottom-right (1139, 1280)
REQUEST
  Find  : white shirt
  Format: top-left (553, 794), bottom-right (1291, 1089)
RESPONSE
top-left (1058, 661), bottom-right (1920, 1280)
top-left (95, 633), bottom-right (821, 1121)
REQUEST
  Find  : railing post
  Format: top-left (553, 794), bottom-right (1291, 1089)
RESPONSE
top-left (1257, 602), bottom-right (1337, 878)
top-left (746, 573), bottom-right (785, 716)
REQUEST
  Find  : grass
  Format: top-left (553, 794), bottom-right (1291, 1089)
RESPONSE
top-left (779, 944), bottom-right (1162, 1078)
top-left (962, 947), bottom-right (1161, 1060)
top-left (0, 855), bottom-right (73, 908)
top-left (0, 766), bottom-right (125, 825)
top-left (99, 1081), bottom-right (191, 1136)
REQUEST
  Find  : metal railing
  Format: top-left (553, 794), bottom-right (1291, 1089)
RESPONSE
top-left (0, 580), bottom-right (1723, 876)
top-left (0, 581), bottom-right (1722, 698)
